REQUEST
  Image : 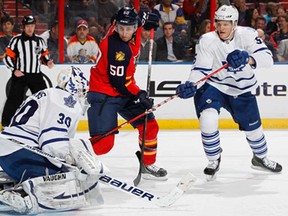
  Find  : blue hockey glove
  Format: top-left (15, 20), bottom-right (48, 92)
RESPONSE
top-left (137, 90), bottom-right (154, 109)
top-left (143, 12), bottom-right (159, 31)
top-left (176, 81), bottom-right (197, 99)
top-left (226, 50), bottom-right (249, 69)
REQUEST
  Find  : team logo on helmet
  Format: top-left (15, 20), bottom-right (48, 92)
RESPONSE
top-left (123, 10), bottom-right (130, 16)
top-left (214, 5), bottom-right (239, 23)
top-left (116, 6), bottom-right (138, 26)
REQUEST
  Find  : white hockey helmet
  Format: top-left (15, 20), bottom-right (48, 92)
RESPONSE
top-left (214, 5), bottom-right (239, 27)
top-left (57, 66), bottom-right (89, 99)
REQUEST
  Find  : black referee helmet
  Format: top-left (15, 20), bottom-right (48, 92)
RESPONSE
top-left (22, 15), bottom-right (36, 25)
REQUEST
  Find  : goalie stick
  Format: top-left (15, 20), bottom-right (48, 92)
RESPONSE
top-left (4, 138), bottom-right (196, 207)
top-left (89, 63), bottom-right (229, 145)
top-left (99, 172), bottom-right (196, 207)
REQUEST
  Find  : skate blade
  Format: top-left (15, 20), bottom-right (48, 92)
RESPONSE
top-left (205, 173), bottom-right (217, 181)
top-left (142, 173), bottom-right (168, 181)
top-left (251, 165), bottom-right (282, 173)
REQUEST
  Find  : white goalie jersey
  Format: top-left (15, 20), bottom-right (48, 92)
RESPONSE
top-left (189, 26), bottom-right (273, 96)
top-left (0, 88), bottom-right (83, 168)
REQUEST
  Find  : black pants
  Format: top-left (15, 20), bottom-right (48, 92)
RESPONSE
top-left (1, 73), bottom-right (47, 127)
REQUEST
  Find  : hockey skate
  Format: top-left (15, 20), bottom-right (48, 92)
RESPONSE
top-left (141, 164), bottom-right (168, 181)
top-left (251, 155), bottom-right (282, 173)
top-left (204, 156), bottom-right (221, 181)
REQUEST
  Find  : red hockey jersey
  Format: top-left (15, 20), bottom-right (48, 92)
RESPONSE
top-left (89, 23), bottom-right (142, 97)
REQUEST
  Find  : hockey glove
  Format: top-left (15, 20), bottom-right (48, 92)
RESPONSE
top-left (226, 49), bottom-right (249, 69)
top-left (143, 12), bottom-right (159, 31)
top-left (68, 139), bottom-right (100, 178)
top-left (137, 90), bottom-right (154, 109)
top-left (176, 81), bottom-right (197, 99)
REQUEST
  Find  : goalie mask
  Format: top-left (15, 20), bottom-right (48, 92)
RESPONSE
top-left (57, 66), bottom-right (89, 100)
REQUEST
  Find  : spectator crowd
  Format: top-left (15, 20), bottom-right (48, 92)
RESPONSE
top-left (1, 0), bottom-right (288, 63)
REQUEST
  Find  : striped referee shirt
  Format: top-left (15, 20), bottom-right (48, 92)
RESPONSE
top-left (3, 32), bottom-right (50, 73)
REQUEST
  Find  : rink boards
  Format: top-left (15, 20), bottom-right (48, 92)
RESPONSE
top-left (0, 63), bottom-right (287, 129)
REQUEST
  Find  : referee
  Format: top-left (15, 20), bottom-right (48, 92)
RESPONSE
top-left (2, 15), bottom-right (54, 127)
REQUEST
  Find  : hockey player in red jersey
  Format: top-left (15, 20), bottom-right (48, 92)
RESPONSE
top-left (88, 6), bottom-right (167, 180)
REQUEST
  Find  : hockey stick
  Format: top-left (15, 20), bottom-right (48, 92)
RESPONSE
top-left (99, 172), bottom-right (196, 207)
top-left (5, 138), bottom-right (196, 207)
top-left (89, 63), bottom-right (229, 145)
top-left (133, 29), bottom-right (155, 186)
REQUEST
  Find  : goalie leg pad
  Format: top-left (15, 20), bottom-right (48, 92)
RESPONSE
top-left (20, 171), bottom-right (103, 214)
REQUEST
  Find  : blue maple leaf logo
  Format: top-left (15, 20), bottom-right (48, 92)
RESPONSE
top-left (64, 95), bottom-right (77, 108)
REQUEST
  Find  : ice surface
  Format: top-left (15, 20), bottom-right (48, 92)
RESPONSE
top-left (1, 130), bottom-right (288, 216)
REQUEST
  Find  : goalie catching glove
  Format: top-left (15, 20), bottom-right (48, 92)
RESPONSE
top-left (66, 139), bottom-right (103, 178)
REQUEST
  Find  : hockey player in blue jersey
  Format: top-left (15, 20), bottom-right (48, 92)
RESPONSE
top-left (0, 66), bottom-right (104, 214)
top-left (176, 5), bottom-right (282, 180)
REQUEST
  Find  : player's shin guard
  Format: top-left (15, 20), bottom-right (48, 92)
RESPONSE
top-left (137, 118), bottom-right (159, 165)
top-left (90, 134), bottom-right (115, 155)
top-left (200, 108), bottom-right (221, 161)
top-left (200, 109), bottom-right (221, 180)
top-left (245, 126), bottom-right (267, 158)
top-left (202, 131), bottom-right (221, 180)
top-left (246, 127), bottom-right (282, 172)
top-left (137, 119), bottom-right (167, 180)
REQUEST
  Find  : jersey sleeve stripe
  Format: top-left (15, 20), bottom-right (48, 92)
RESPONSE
top-left (5, 48), bottom-right (16, 59)
top-left (125, 80), bottom-right (132, 87)
top-left (41, 137), bottom-right (69, 148)
top-left (210, 80), bottom-right (257, 91)
top-left (15, 125), bottom-right (38, 137)
top-left (39, 127), bottom-right (68, 140)
top-left (210, 74), bottom-right (255, 82)
top-left (193, 67), bottom-right (212, 71)
top-left (1, 131), bottom-right (38, 144)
